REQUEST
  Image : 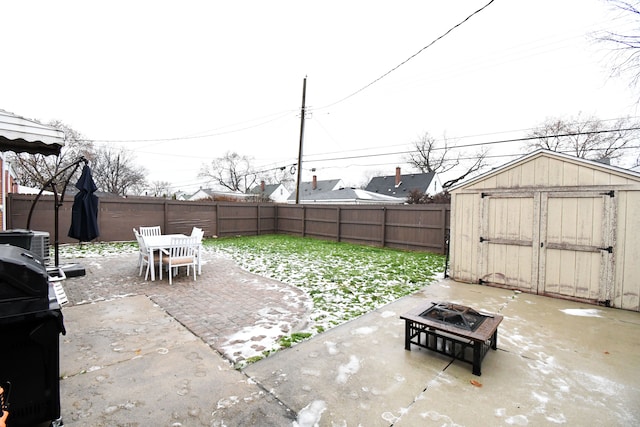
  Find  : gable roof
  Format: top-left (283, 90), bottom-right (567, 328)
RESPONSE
top-left (449, 149), bottom-right (640, 191)
top-left (248, 183), bottom-right (283, 195)
top-left (365, 171), bottom-right (436, 198)
top-left (189, 188), bottom-right (253, 201)
top-left (287, 179), bottom-right (344, 201)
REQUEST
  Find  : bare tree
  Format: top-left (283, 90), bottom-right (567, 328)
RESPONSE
top-left (10, 120), bottom-right (94, 190)
top-left (256, 165), bottom-right (296, 192)
top-left (357, 169), bottom-right (386, 189)
top-left (593, 1), bottom-right (640, 96)
top-left (91, 146), bottom-right (147, 196)
top-left (405, 132), bottom-right (488, 189)
top-left (199, 151), bottom-right (257, 192)
top-left (524, 114), bottom-right (640, 162)
top-left (148, 180), bottom-right (172, 198)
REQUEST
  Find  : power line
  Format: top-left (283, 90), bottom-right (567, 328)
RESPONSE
top-left (301, 127), bottom-right (640, 164)
top-left (314, 0), bottom-right (498, 111)
top-left (304, 115), bottom-right (640, 160)
top-left (80, 109), bottom-right (295, 144)
top-left (186, 128), bottom-right (640, 190)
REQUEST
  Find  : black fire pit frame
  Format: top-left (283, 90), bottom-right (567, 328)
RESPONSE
top-left (400, 302), bottom-right (503, 376)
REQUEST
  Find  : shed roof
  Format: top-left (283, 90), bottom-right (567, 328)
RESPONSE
top-left (450, 149), bottom-right (640, 191)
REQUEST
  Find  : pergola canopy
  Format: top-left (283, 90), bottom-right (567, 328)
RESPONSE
top-left (0, 109), bottom-right (65, 156)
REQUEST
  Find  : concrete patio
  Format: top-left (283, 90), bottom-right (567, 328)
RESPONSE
top-left (57, 253), bottom-right (640, 426)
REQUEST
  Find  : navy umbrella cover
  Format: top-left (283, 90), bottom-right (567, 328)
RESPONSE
top-left (68, 164), bottom-right (100, 242)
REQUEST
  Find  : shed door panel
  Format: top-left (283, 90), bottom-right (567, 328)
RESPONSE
top-left (481, 195), bottom-right (536, 291)
top-left (541, 193), bottom-right (612, 301)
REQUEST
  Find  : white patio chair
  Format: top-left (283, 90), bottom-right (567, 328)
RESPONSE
top-left (139, 226), bottom-right (162, 236)
top-left (190, 227), bottom-right (204, 275)
top-left (134, 228), bottom-right (162, 280)
top-left (133, 228), bottom-right (142, 268)
top-left (163, 236), bottom-right (198, 285)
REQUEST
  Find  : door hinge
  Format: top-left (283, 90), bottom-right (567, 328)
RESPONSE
top-left (480, 236), bottom-right (487, 243)
top-left (602, 190), bottom-right (615, 198)
top-left (599, 246), bottom-right (613, 253)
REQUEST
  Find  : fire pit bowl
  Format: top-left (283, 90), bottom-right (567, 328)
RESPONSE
top-left (401, 301), bottom-right (503, 376)
top-left (419, 302), bottom-right (486, 331)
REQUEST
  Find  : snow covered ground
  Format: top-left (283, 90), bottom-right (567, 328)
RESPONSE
top-left (58, 237), bottom-right (446, 363)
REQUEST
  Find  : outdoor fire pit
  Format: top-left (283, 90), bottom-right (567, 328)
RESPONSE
top-left (400, 301), bottom-right (503, 375)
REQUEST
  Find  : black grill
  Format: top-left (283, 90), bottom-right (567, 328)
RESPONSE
top-left (0, 244), bottom-right (65, 427)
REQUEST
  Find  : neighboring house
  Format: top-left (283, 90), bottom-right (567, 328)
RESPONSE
top-left (0, 155), bottom-right (17, 230)
top-left (173, 191), bottom-right (190, 201)
top-left (288, 186), bottom-right (405, 205)
top-left (16, 185), bottom-right (53, 195)
top-left (189, 188), bottom-right (253, 202)
top-left (286, 176), bottom-right (344, 203)
top-left (248, 181), bottom-right (291, 203)
top-left (365, 167), bottom-right (441, 200)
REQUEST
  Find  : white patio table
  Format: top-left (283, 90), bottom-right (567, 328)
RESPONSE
top-left (142, 234), bottom-right (187, 281)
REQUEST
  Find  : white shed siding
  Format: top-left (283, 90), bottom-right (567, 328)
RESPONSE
top-left (450, 150), bottom-right (640, 311)
top-left (616, 190), bottom-right (640, 310)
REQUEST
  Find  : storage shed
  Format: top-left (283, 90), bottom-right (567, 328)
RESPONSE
top-left (449, 149), bottom-right (640, 312)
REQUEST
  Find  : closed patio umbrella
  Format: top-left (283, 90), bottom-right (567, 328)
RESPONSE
top-left (68, 164), bottom-right (99, 242)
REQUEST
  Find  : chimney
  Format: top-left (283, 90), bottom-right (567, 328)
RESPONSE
top-left (260, 180), bottom-right (265, 192)
top-left (312, 175), bottom-right (317, 190)
top-left (395, 167), bottom-right (401, 186)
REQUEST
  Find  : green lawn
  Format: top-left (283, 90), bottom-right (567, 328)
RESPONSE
top-left (206, 235), bottom-right (446, 333)
top-left (59, 234), bottom-right (446, 360)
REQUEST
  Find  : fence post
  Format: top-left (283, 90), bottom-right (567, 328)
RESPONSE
top-left (336, 206), bottom-right (341, 242)
top-left (215, 203), bottom-right (220, 237)
top-left (381, 206), bottom-right (387, 247)
top-left (441, 205), bottom-right (447, 254)
top-left (163, 200), bottom-right (169, 234)
top-left (257, 204), bottom-right (261, 235)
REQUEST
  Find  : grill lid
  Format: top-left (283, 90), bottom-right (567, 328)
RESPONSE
top-left (0, 244), bottom-right (49, 301)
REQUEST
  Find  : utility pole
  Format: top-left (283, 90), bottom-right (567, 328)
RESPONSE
top-left (295, 76), bottom-right (307, 204)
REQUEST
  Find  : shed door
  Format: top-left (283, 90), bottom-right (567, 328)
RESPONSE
top-left (479, 193), bottom-right (538, 292)
top-left (479, 190), bottom-right (615, 303)
top-left (540, 191), bottom-right (615, 302)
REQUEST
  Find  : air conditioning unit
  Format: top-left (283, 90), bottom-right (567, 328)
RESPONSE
top-left (29, 231), bottom-right (50, 265)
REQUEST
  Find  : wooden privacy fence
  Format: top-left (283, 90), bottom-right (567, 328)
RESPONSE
top-left (7, 194), bottom-right (450, 254)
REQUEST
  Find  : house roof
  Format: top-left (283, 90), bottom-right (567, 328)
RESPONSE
top-left (365, 171), bottom-right (436, 198)
top-left (190, 188), bottom-right (253, 200)
top-left (293, 187), bottom-right (405, 204)
top-left (287, 179), bottom-right (343, 201)
top-left (248, 183), bottom-right (283, 195)
top-left (449, 149), bottom-right (640, 191)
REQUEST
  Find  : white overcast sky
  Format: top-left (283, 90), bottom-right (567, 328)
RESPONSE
top-left (2, 0), bottom-right (638, 192)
